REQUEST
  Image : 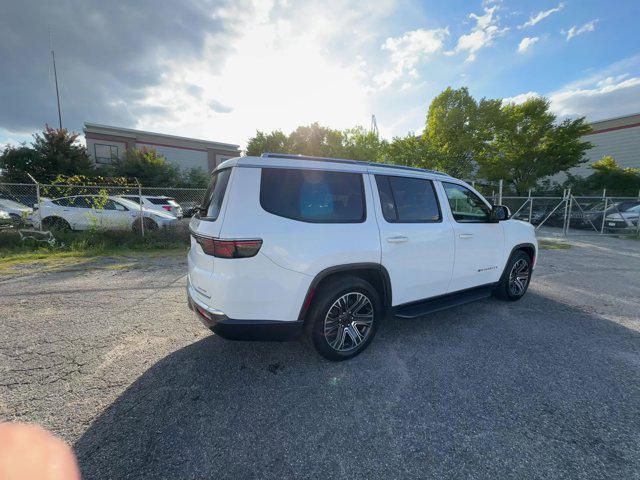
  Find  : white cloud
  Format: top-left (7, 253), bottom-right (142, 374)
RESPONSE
top-left (502, 91), bottom-right (540, 104)
top-left (517, 36), bottom-right (539, 53)
top-left (449, 6), bottom-right (508, 62)
top-left (504, 56), bottom-right (640, 121)
top-left (132, 0), bottom-right (400, 148)
top-left (374, 28), bottom-right (449, 88)
top-left (519, 3), bottom-right (564, 29)
top-left (549, 76), bottom-right (640, 119)
top-left (564, 20), bottom-right (598, 41)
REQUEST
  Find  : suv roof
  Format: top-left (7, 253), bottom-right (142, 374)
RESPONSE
top-left (219, 153), bottom-right (451, 178)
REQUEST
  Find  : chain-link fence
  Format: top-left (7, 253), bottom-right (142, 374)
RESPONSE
top-left (1, 178), bottom-right (639, 240)
top-left (486, 191), bottom-right (640, 236)
top-left (0, 181), bottom-right (206, 237)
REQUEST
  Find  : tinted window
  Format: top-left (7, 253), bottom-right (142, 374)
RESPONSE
top-left (260, 168), bottom-right (365, 223)
top-left (121, 196), bottom-right (140, 204)
top-left (202, 168), bottom-right (231, 220)
top-left (374, 175), bottom-right (440, 223)
top-left (54, 197), bottom-right (91, 208)
top-left (147, 197), bottom-right (172, 205)
top-left (443, 182), bottom-right (491, 222)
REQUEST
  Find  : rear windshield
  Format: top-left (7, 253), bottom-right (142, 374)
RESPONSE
top-left (260, 168), bottom-right (365, 223)
top-left (201, 168), bottom-right (232, 220)
top-left (147, 197), bottom-right (173, 205)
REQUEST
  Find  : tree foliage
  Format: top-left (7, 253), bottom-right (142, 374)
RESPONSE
top-left (477, 97), bottom-right (592, 194)
top-left (0, 126), bottom-right (94, 182)
top-left (565, 156), bottom-right (640, 196)
top-left (107, 147), bottom-right (183, 187)
top-left (245, 122), bottom-right (387, 162)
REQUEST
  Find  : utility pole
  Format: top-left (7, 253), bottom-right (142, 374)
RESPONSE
top-left (370, 114), bottom-right (379, 138)
top-left (50, 29), bottom-right (63, 129)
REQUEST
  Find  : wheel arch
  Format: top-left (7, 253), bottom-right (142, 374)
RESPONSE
top-left (41, 215), bottom-right (71, 228)
top-left (499, 242), bottom-right (536, 281)
top-left (297, 263), bottom-right (392, 322)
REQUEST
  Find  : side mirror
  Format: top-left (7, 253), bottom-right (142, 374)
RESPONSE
top-left (490, 205), bottom-right (511, 222)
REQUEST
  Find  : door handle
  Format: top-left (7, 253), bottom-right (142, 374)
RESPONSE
top-left (459, 233), bottom-right (474, 239)
top-left (387, 235), bottom-right (409, 243)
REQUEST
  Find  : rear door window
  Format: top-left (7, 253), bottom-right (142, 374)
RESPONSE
top-left (201, 168), bottom-right (232, 220)
top-left (260, 168), bottom-right (365, 223)
top-left (374, 175), bottom-right (441, 223)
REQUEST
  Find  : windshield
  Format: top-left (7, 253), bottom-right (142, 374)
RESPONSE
top-left (116, 198), bottom-right (142, 210)
top-left (0, 199), bottom-right (27, 209)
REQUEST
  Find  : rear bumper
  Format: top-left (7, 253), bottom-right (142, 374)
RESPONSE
top-left (186, 281), bottom-right (303, 341)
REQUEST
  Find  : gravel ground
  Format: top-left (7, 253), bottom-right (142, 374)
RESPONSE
top-left (1, 233), bottom-right (639, 479)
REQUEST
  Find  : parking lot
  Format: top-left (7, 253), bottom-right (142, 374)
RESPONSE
top-left (1, 233), bottom-right (639, 479)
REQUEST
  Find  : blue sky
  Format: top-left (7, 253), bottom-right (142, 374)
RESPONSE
top-left (1, 0), bottom-right (640, 148)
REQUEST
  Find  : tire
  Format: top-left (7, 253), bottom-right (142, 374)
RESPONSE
top-left (132, 217), bottom-right (158, 232)
top-left (305, 275), bottom-right (383, 361)
top-left (42, 216), bottom-right (71, 232)
top-left (494, 250), bottom-right (532, 301)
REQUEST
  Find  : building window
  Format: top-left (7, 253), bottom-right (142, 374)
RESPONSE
top-left (94, 144), bottom-right (120, 164)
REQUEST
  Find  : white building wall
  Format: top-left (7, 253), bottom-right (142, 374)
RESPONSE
top-left (135, 142), bottom-right (208, 171)
top-left (580, 125), bottom-right (640, 171)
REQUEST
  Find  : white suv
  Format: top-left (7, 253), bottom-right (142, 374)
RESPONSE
top-left (187, 154), bottom-right (537, 360)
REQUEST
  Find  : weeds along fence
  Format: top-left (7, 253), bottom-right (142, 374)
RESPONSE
top-left (0, 180), bottom-right (639, 238)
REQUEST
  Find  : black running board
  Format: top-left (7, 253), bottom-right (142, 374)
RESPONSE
top-left (392, 285), bottom-right (495, 319)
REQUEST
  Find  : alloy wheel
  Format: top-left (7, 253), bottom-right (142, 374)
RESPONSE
top-left (324, 292), bottom-right (374, 352)
top-left (508, 258), bottom-right (530, 296)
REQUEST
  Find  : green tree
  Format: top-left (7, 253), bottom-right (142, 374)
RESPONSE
top-left (245, 123), bottom-right (386, 161)
top-left (425, 87), bottom-right (499, 177)
top-left (177, 167), bottom-right (210, 188)
top-left (0, 126), bottom-right (94, 182)
top-left (382, 134), bottom-right (435, 169)
top-left (245, 130), bottom-right (289, 156)
top-left (566, 156), bottom-right (640, 196)
top-left (342, 126), bottom-right (386, 162)
top-left (478, 98), bottom-right (592, 194)
top-left (287, 123), bottom-right (345, 157)
top-left (109, 147), bottom-right (182, 187)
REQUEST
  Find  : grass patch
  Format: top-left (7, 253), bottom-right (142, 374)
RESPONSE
top-left (539, 240), bottom-right (572, 250)
top-left (0, 227), bottom-right (189, 274)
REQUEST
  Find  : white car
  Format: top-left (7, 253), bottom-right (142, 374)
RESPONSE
top-left (0, 198), bottom-right (33, 223)
top-left (187, 154), bottom-right (538, 360)
top-left (604, 204), bottom-right (640, 231)
top-left (33, 195), bottom-right (178, 231)
top-left (119, 195), bottom-right (183, 218)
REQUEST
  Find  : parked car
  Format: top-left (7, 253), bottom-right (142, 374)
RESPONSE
top-left (118, 195), bottom-right (183, 218)
top-left (0, 208), bottom-right (12, 228)
top-left (0, 198), bottom-right (33, 224)
top-left (187, 153), bottom-right (538, 360)
top-left (32, 195), bottom-right (178, 231)
top-left (573, 200), bottom-right (640, 230)
top-left (604, 204), bottom-right (640, 232)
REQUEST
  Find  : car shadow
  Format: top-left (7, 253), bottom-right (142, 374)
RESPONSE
top-left (74, 292), bottom-right (640, 480)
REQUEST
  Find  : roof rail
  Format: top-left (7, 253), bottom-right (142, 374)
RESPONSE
top-left (260, 153), bottom-right (449, 176)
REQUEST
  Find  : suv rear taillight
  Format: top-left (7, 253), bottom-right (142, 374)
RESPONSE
top-left (193, 234), bottom-right (262, 258)
top-left (162, 205), bottom-right (172, 211)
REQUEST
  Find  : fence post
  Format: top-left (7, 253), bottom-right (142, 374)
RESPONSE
top-left (562, 188), bottom-right (571, 237)
top-left (498, 179), bottom-right (503, 205)
top-left (527, 188), bottom-right (533, 224)
top-left (26, 174), bottom-right (41, 231)
top-left (600, 196), bottom-right (608, 234)
top-left (135, 178), bottom-right (144, 237)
